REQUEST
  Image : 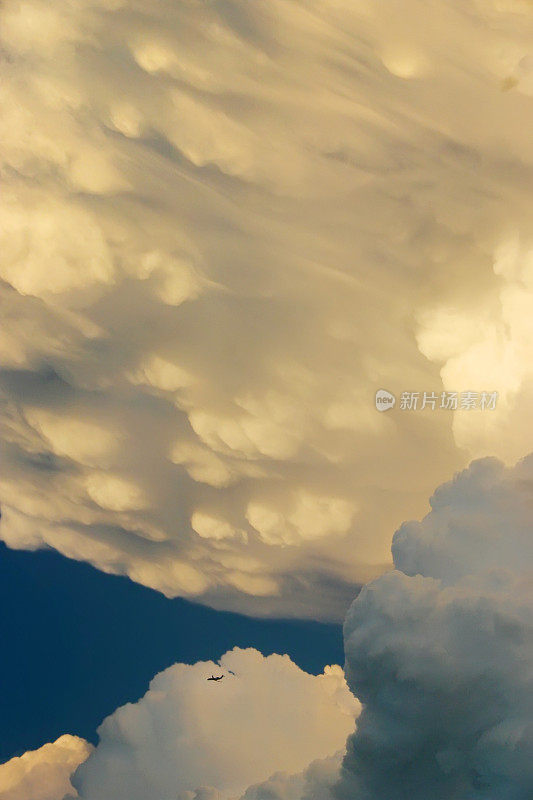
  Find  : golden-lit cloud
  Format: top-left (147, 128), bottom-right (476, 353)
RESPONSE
top-left (0, 736), bottom-right (92, 800)
top-left (1, 0), bottom-right (533, 617)
top-left (74, 649), bottom-right (358, 800)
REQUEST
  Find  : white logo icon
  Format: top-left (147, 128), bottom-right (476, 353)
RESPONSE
top-left (375, 389), bottom-right (396, 412)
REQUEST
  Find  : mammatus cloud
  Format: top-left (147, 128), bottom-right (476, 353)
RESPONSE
top-left (1, 0), bottom-right (533, 617)
top-left (0, 736), bottom-right (92, 800)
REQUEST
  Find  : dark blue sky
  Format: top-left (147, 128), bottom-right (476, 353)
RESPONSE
top-left (0, 542), bottom-right (344, 763)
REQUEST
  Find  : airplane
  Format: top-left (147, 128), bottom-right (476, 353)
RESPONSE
top-left (207, 674), bottom-right (224, 681)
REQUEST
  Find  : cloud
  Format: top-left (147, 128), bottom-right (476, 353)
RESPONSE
top-left (72, 648), bottom-right (359, 800)
top-left (1, 0), bottom-right (533, 616)
top-left (339, 452), bottom-right (533, 799)
top-left (0, 736), bottom-right (92, 800)
top-left (241, 753), bottom-right (343, 800)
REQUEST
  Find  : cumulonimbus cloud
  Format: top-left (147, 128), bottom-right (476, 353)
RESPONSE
top-left (71, 648), bottom-right (359, 800)
top-left (339, 453), bottom-right (533, 799)
top-left (1, 0), bottom-right (533, 617)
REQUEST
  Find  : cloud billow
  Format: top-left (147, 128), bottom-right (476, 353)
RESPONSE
top-left (0, 736), bottom-right (91, 800)
top-left (339, 454), bottom-right (533, 800)
top-left (72, 649), bottom-right (358, 800)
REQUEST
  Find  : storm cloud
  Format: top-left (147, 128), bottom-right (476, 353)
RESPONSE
top-left (339, 453), bottom-right (533, 799)
top-left (2, 0), bottom-right (533, 616)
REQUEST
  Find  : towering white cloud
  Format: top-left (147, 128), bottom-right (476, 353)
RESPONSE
top-left (1, 0), bottom-right (533, 616)
top-left (72, 648), bottom-right (359, 800)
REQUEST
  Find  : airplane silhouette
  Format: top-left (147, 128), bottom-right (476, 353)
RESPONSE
top-left (207, 674), bottom-right (224, 681)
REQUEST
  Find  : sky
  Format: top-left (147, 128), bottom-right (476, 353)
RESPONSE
top-left (0, 0), bottom-right (532, 799)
